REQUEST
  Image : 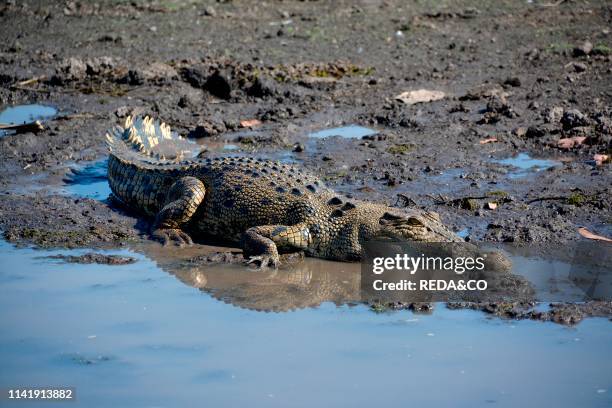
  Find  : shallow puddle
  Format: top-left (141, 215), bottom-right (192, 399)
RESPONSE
top-left (0, 104), bottom-right (57, 136)
top-left (63, 160), bottom-right (112, 200)
top-left (0, 240), bottom-right (610, 407)
top-left (309, 125), bottom-right (378, 139)
top-left (456, 228), bottom-right (470, 239)
top-left (494, 153), bottom-right (562, 179)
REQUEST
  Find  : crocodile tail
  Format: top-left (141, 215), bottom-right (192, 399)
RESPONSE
top-left (106, 115), bottom-right (194, 161)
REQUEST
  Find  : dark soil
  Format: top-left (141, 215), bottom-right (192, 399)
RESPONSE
top-left (45, 251), bottom-right (136, 265)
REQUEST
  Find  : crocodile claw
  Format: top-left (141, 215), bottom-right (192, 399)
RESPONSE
top-left (246, 255), bottom-right (280, 269)
top-left (152, 228), bottom-right (193, 247)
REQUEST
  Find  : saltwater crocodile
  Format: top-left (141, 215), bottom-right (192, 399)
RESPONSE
top-left (106, 116), bottom-right (497, 268)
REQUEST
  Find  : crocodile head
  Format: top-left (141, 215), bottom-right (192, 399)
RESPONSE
top-left (370, 208), bottom-right (511, 272)
top-left (376, 209), bottom-right (463, 243)
top-left (310, 203), bottom-right (464, 261)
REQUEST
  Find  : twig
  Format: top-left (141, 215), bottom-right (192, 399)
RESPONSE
top-left (0, 121), bottom-right (44, 134)
top-left (526, 196), bottom-right (567, 204)
top-left (53, 113), bottom-right (97, 121)
top-left (15, 75), bottom-right (47, 87)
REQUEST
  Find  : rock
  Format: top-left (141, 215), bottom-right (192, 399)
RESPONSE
top-left (571, 62), bottom-right (587, 73)
top-left (459, 84), bottom-right (507, 101)
top-left (188, 124), bottom-right (215, 138)
top-left (115, 106), bottom-right (145, 118)
top-left (459, 198), bottom-right (478, 211)
top-left (572, 41), bottom-right (593, 57)
top-left (0, 74), bottom-right (14, 85)
top-left (180, 66), bottom-right (208, 88)
top-left (115, 106), bottom-right (131, 117)
top-left (177, 95), bottom-right (193, 108)
top-left (188, 119), bottom-right (226, 138)
top-left (544, 106), bottom-right (564, 123)
top-left (205, 70), bottom-right (232, 99)
top-left (503, 76), bottom-right (521, 87)
top-left (223, 119), bottom-right (240, 131)
top-left (527, 101), bottom-right (540, 110)
top-left (298, 75), bottom-right (337, 90)
top-left (141, 62), bottom-right (179, 82)
top-left (486, 95), bottom-right (508, 114)
top-left (481, 95), bottom-right (517, 122)
top-left (561, 109), bottom-right (590, 130)
top-left (123, 69), bottom-right (144, 85)
top-left (292, 143), bottom-right (305, 152)
top-left (449, 103), bottom-right (469, 113)
top-left (203, 6), bottom-right (216, 16)
top-left (60, 57), bottom-right (87, 81)
top-left (98, 34), bottom-right (123, 43)
top-left (8, 39), bottom-right (22, 53)
top-left (85, 56), bottom-right (116, 76)
top-left (526, 126), bottom-right (546, 138)
top-left (525, 48), bottom-right (540, 61)
top-left (247, 76), bottom-right (278, 98)
top-left (513, 127), bottom-right (528, 137)
top-left (593, 111), bottom-right (612, 135)
top-left (395, 89), bottom-right (445, 105)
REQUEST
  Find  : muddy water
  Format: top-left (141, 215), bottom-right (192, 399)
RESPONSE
top-left (308, 125), bottom-right (378, 139)
top-left (0, 104), bottom-right (57, 137)
top-left (1, 240), bottom-right (611, 407)
top-left (63, 160), bottom-right (112, 200)
top-left (494, 153), bottom-right (562, 179)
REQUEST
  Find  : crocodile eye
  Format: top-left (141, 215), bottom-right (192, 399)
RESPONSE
top-left (407, 217), bottom-right (425, 226)
top-left (379, 212), bottom-right (402, 224)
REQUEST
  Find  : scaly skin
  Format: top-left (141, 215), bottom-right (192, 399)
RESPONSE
top-left (106, 116), bottom-right (495, 268)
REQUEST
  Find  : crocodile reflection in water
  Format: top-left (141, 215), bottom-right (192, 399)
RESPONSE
top-left (141, 243), bottom-right (362, 312)
top-left (139, 243), bottom-right (535, 313)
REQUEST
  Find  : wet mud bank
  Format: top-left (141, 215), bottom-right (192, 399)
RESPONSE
top-left (0, 1), bottom-right (611, 322)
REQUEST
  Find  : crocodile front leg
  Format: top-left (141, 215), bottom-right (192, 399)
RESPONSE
top-left (242, 223), bottom-right (311, 268)
top-left (151, 176), bottom-right (205, 246)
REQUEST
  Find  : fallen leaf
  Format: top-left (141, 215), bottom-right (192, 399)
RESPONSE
top-left (240, 119), bottom-right (262, 128)
top-left (593, 154), bottom-right (609, 166)
top-left (395, 89), bottom-right (445, 105)
top-left (557, 136), bottom-right (586, 149)
top-left (479, 137), bottom-right (498, 144)
top-left (578, 227), bottom-right (612, 243)
top-left (485, 202), bottom-right (498, 210)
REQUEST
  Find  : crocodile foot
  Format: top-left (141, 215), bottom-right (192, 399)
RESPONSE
top-left (152, 228), bottom-right (193, 247)
top-left (246, 254), bottom-right (280, 269)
